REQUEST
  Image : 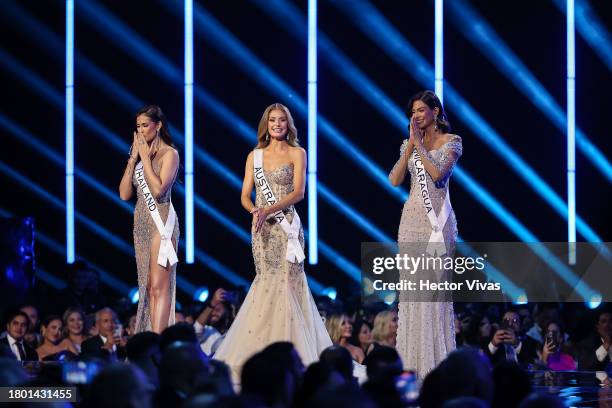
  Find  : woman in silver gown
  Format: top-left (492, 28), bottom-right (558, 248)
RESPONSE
top-left (214, 103), bottom-right (332, 379)
top-left (389, 91), bottom-right (463, 380)
top-left (119, 105), bottom-right (179, 334)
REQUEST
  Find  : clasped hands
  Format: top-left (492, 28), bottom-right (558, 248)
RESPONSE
top-left (130, 131), bottom-right (159, 161)
top-left (408, 117), bottom-right (425, 147)
top-left (251, 206), bottom-right (271, 232)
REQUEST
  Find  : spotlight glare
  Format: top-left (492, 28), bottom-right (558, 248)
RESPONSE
top-left (129, 288), bottom-right (139, 304)
top-left (195, 287), bottom-right (209, 302)
top-left (587, 294), bottom-right (602, 309)
top-left (322, 287), bottom-right (337, 301)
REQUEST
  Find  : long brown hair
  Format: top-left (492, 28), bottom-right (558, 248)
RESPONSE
top-left (135, 105), bottom-right (175, 148)
top-left (255, 103), bottom-right (300, 148)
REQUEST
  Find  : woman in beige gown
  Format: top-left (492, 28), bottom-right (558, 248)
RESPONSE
top-left (389, 91), bottom-right (462, 380)
top-left (119, 105), bottom-right (179, 334)
top-left (214, 103), bottom-right (332, 378)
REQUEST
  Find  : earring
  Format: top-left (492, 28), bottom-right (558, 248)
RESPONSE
top-left (434, 116), bottom-right (439, 131)
top-left (156, 129), bottom-right (160, 138)
top-left (265, 132), bottom-right (270, 141)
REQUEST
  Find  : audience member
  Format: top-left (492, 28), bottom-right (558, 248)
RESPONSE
top-left (312, 383), bottom-right (376, 408)
top-left (419, 347), bottom-right (493, 408)
top-left (20, 304), bottom-right (42, 349)
top-left (319, 345), bottom-right (354, 384)
top-left (363, 345), bottom-right (403, 380)
top-left (155, 341), bottom-right (209, 408)
top-left (292, 361), bottom-right (345, 408)
top-left (0, 310), bottom-right (38, 361)
top-left (194, 288), bottom-right (235, 356)
top-left (36, 315), bottom-right (78, 361)
top-left (371, 309), bottom-right (398, 349)
top-left (349, 319), bottom-right (374, 356)
top-left (574, 309), bottom-right (612, 371)
top-left (324, 313), bottom-right (365, 363)
top-left (126, 331), bottom-right (161, 387)
top-left (486, 310), bottom-right (537, 366)
top-left (60, 306), bottom-right (87, 354)
top-left (160, 322), bottom-right (198, 351)
top-left (262, 341), bottom-right (305, 388)
top-left (81, 307), bottom-right (126, 361)
top-left (539, 321), bottom-right (576, 370)
top-left (241, 351), bottom-right (294, 408)
top-left (82, 363), bottom-right (152, 408)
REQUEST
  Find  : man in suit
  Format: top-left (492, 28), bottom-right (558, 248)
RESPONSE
top-left (485, 310), bottom-right (538, 367)
top-left (81, 307), bottom-right (126, 361)
top-left (575, 310), bottom-right (612, 371)
top-left (0, 310), bottom-right (39, 361)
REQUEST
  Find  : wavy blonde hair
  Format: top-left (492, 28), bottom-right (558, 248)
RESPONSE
top-left (371, 310), bottom-right (397, 343)
top-left (255, 103), bottom-right (299, 148)
top-left (325, 313), bottom-right (349, 344)
top-left (62, 307), bottom-right (86, 338)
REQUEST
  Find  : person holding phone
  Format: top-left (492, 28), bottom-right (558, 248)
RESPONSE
top-left (486, 310), bottom-right (537, 366)
top-left (389, 90), bottom-right (462, 380)
top-left (119, 105), bottom-right (180, 334)
top-left (214, 103), bottom-right (332, 379)
top-left (81, 308), bottom-right (126, 361)
top-left (540, 321), bottom-right (576, 370)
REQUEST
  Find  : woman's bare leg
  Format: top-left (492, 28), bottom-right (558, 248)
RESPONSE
top-left (148, 233), bottom-right (171, 334)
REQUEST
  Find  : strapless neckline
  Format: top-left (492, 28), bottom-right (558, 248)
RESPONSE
top-left (263, 163), bottom-right (294, 173)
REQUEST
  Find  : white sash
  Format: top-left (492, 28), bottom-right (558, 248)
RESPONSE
top-left (412, 149), bottom-right (452, 256)
top-left (134, 161), bottom-right (179, 267)
top-left (253, 149), bottom-right (305, 264)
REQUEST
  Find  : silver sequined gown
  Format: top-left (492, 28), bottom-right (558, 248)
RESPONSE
top-left (214, 162), bottom-right (332, 380)
top-left (391, 135), bottom-right (462, 380)
top-left (132, 147), bottom-right (179, 333)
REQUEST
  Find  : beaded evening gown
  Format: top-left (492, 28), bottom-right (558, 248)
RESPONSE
top-left (392, 135), bottom-right (462, 380)
top-left (214, 161), bottom-right (332, 379)
top-left (132, 147), bottom-right (179, 333)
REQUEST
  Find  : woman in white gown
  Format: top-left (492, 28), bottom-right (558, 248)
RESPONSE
top-left (388, 91), bottom-right (462, 380)
top-left (214, 103), bottom-right (332, 379)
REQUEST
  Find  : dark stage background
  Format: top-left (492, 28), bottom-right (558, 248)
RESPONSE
top-left (1, 0), bottom-right (610, 306)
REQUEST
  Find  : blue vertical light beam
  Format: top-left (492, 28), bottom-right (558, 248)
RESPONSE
top-left (65, 0), bottom-right (75, 263)
top-left (567, 0), bottom-right (576, 264)
top-left (552, 0), bottom-right (612, 73)
top-left (435, 0), bottom-right (443, 101)
top-left (447, 0), bottom-right (611, 183)
top-left (185, 0), bottom-right (194, 263)
top-left (308, 0), bottom-right (318, 264)
top-left (329, 0), bottom-right (602, 243)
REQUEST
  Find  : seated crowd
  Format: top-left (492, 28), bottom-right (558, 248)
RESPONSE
top-left (1, 283), bottom-right (611, 407)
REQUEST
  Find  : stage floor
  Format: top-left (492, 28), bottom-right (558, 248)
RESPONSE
top-left (530, 370), bottom-right (612, 407)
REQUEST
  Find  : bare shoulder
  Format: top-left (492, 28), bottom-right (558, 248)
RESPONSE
top-left (288, 146), bottom-right (307, 160)
top-left (246, 150), bottom-right (254, 162)
top-left (160, 147), bottom-right (179, 162)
